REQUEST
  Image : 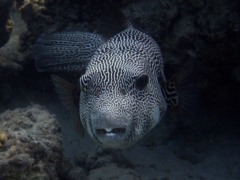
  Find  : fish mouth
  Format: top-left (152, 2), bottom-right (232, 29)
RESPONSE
top-left (93, 127), bottom-right (128, 149)
top-left (95, 128), bottom-right (126, 136)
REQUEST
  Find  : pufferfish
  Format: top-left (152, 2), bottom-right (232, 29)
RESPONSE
top-left (33, 10), bottom-right (194, 149)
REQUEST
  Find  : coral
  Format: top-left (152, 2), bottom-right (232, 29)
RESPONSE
top-left (0, 104), bottom-right (65, 180)
top-left (0, 11), bottom-right (28, 103)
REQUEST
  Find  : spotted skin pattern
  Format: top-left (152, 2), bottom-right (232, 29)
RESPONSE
top-left (34, 26), bottom-right (170, 149)
top-left (34, 32), bottom-right (104, 72)
top-left (79, 28), bottom-right (167, 148)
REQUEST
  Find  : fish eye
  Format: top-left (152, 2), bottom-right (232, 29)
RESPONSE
top-left (135, 74), bottom-right (149, 90)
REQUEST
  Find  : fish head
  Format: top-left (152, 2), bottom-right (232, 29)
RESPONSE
top-left (79, 65), bottom-right (167, 149)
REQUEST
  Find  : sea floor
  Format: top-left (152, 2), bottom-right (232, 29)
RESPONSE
top-left (1, 82), bottom-right (239, 180)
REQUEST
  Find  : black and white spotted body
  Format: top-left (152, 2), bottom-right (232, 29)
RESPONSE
top-left (79, 28), bottom-right (167, 148)
top-left (33, 25), bottom-right (190, 149)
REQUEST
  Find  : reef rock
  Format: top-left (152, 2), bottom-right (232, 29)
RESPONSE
top-left (0, 10), bottom-right (28, 105)
top-left (0, 0), bottom-right (13, 47)
top-left (88, 163), bottom-right (140, 180)
top-left (0, 0), bottom-right (14, 48)
top-left (0, 104), bottom-right (64, 180)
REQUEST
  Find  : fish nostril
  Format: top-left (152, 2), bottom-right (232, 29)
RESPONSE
top-left (96, 128), bottom-right (126, 136)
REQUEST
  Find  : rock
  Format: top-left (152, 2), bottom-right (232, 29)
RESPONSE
top-left (75, 152), bottom-right (88, 166)
top-left (0, 104), bottom-right (65, 180)
top-left (0, 10), bottom-right (29, 105)
top-left (0, 0), bottom-right (14, 48)
top-left (67, 167), bottom-right (87, 180)
top-left (88, 163), bottom-right (140, 180)
top-left (123, 0), bottom-right (178, 41)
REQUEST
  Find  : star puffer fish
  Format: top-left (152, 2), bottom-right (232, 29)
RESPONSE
top-left (34, 16), bottom-right (194, 149)
top-left (79, 27), bottom-right (168, 148)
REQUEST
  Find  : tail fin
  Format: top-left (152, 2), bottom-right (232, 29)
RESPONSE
top-left (33, 32), bottom-right (104, 72)
top-left (163, 61), bottom-right (199, 114)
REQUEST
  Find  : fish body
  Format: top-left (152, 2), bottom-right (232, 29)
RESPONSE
top-left (34, 24), bottom-right (193, 149)
top-left (79, 28), bottom-right (167, 148)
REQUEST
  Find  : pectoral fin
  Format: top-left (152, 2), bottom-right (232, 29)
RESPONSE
top-left (51, 75), bottom-right (84, 137)
top-left (162, 60), bottom-right (199, 115)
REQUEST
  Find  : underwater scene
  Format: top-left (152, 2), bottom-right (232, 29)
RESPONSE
top-left (0, 0), bottom-right (239, 179)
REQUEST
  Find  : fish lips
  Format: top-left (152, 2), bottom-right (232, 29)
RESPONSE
top-left (93, 129), bottom-right (129, 149)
